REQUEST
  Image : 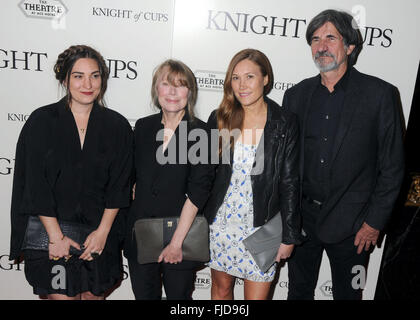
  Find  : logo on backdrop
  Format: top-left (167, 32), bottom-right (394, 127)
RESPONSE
top-left (19, 0), bottom-right (67, 20)
top-left (195, 271), bottom-right (211, 289)
top-left (122, 264), bottom-right (129, 280)
top-left (8, 113), bottom-right (30, 122)
top-left (361, 27), bottom-right (393, 48)
top-left (107, 58), bottom-right (138, 80)
top-left (319, 280), bottom-right (333, 297)
top-left (0, 255), bottom-right (24, 271)
top-left (274, 81), bottom-right (295, 91)
top-left (0, 49), bottom-right (48, 71)
top-left (92, 6), bottom-right (169, 23)
top-left (194, 70), bottom-right (295, 93)
top-left (0, 157), bottom-right (15, 176)
top-left (206, 10), bottom-right (393, 48)
top-left (195, 70), bottom-right (225, 92)
top-left (0, 49), bottom-right (138, 80)
top-left (278, 281), bottom-right (289, 289)
top-left (207, 10), bottom-right (307, 38)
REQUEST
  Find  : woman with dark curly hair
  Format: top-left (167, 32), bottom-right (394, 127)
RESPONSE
top-left (9, 45), bottom-right (133, 300)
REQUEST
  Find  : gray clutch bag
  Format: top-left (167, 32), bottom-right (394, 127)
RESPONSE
top-left (133, 216), bottom-right (210, 264)
top-left (242, 213), bottom-right (283, 273)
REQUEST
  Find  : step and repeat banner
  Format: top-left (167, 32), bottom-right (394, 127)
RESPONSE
top-left (1, 0), bottom-right (419, 300)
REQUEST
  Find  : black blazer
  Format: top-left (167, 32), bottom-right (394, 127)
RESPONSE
top-left (203, 97), bottom-right (303, 245)
top-left (123, 111), bottom-right (214, 260)
top-left (282, 67), bottom-right (405, 243)
top-left (10, 98), bottom-right (133, 261)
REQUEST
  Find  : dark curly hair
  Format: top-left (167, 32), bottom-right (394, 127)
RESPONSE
top-left (54, 45), bottom-right (109, 107)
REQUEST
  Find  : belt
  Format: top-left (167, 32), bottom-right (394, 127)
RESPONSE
top-left (303, 194), bottom-right (323, 206)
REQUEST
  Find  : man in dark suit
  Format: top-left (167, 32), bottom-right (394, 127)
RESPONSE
top-left (282, 9), bottom-right (405, 299)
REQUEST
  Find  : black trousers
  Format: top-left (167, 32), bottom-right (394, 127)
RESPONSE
top-left (287, 199), bottom-right (370, 300)
top-left (128, 259), bottom-right (199, 300)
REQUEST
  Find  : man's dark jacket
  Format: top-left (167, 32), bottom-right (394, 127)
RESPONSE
top-left (282, 67), bottom-right (405, 243)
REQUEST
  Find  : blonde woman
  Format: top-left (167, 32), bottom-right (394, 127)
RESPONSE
top-left (124, 59), bottom-right (214, 300)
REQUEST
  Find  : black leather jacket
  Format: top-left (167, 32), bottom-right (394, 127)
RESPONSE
top-left (203, 97), bottom-right (303, 245)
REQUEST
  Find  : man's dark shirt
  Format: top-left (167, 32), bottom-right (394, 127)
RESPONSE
top-left (303, 68), bottom-right (350, 202)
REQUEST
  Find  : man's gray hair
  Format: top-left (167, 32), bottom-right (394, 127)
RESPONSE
top-left (306, 9), bottom-right (363, 67)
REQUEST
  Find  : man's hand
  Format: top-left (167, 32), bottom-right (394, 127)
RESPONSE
top-left (354, 222), bottom-right (380, 254)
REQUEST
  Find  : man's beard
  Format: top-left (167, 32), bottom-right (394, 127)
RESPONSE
top-left (313, 51), bottom-right (346, 72)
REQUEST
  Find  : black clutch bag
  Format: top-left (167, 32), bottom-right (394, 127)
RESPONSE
top-left (242, 213), bottom-right (283, 273)
top-left (21, 215), bottom-right (94, 255)
top-left (133, 216), bottom-right (210, 264)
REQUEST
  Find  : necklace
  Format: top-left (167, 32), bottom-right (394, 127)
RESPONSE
top-left (79, 128), bottom-right (86, 134)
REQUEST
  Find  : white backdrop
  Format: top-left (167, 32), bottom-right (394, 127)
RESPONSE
top-left (1, 0), bottom-right (419, 300)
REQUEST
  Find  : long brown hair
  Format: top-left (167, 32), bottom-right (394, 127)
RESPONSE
top-left (217, 48), bottom-right (274, 153)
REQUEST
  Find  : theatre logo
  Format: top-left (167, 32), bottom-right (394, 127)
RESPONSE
top-left (195, 271), bottom-right (211, 289)
top-left (319, 280), bottom-right (333, 297)
top-left (19, 0), bottom-right (67, 20)
top-left (195, 70), bottom-right (225, 92)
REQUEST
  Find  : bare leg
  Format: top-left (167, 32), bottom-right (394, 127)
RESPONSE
top-left (47, 294), bottom-right (80, 300)
top-left (211, 269), bottom-right (235, 300)
top-left (81, 291), bottom-right (104, 300)
top-left (244, 279), bottom-right (272, 300)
